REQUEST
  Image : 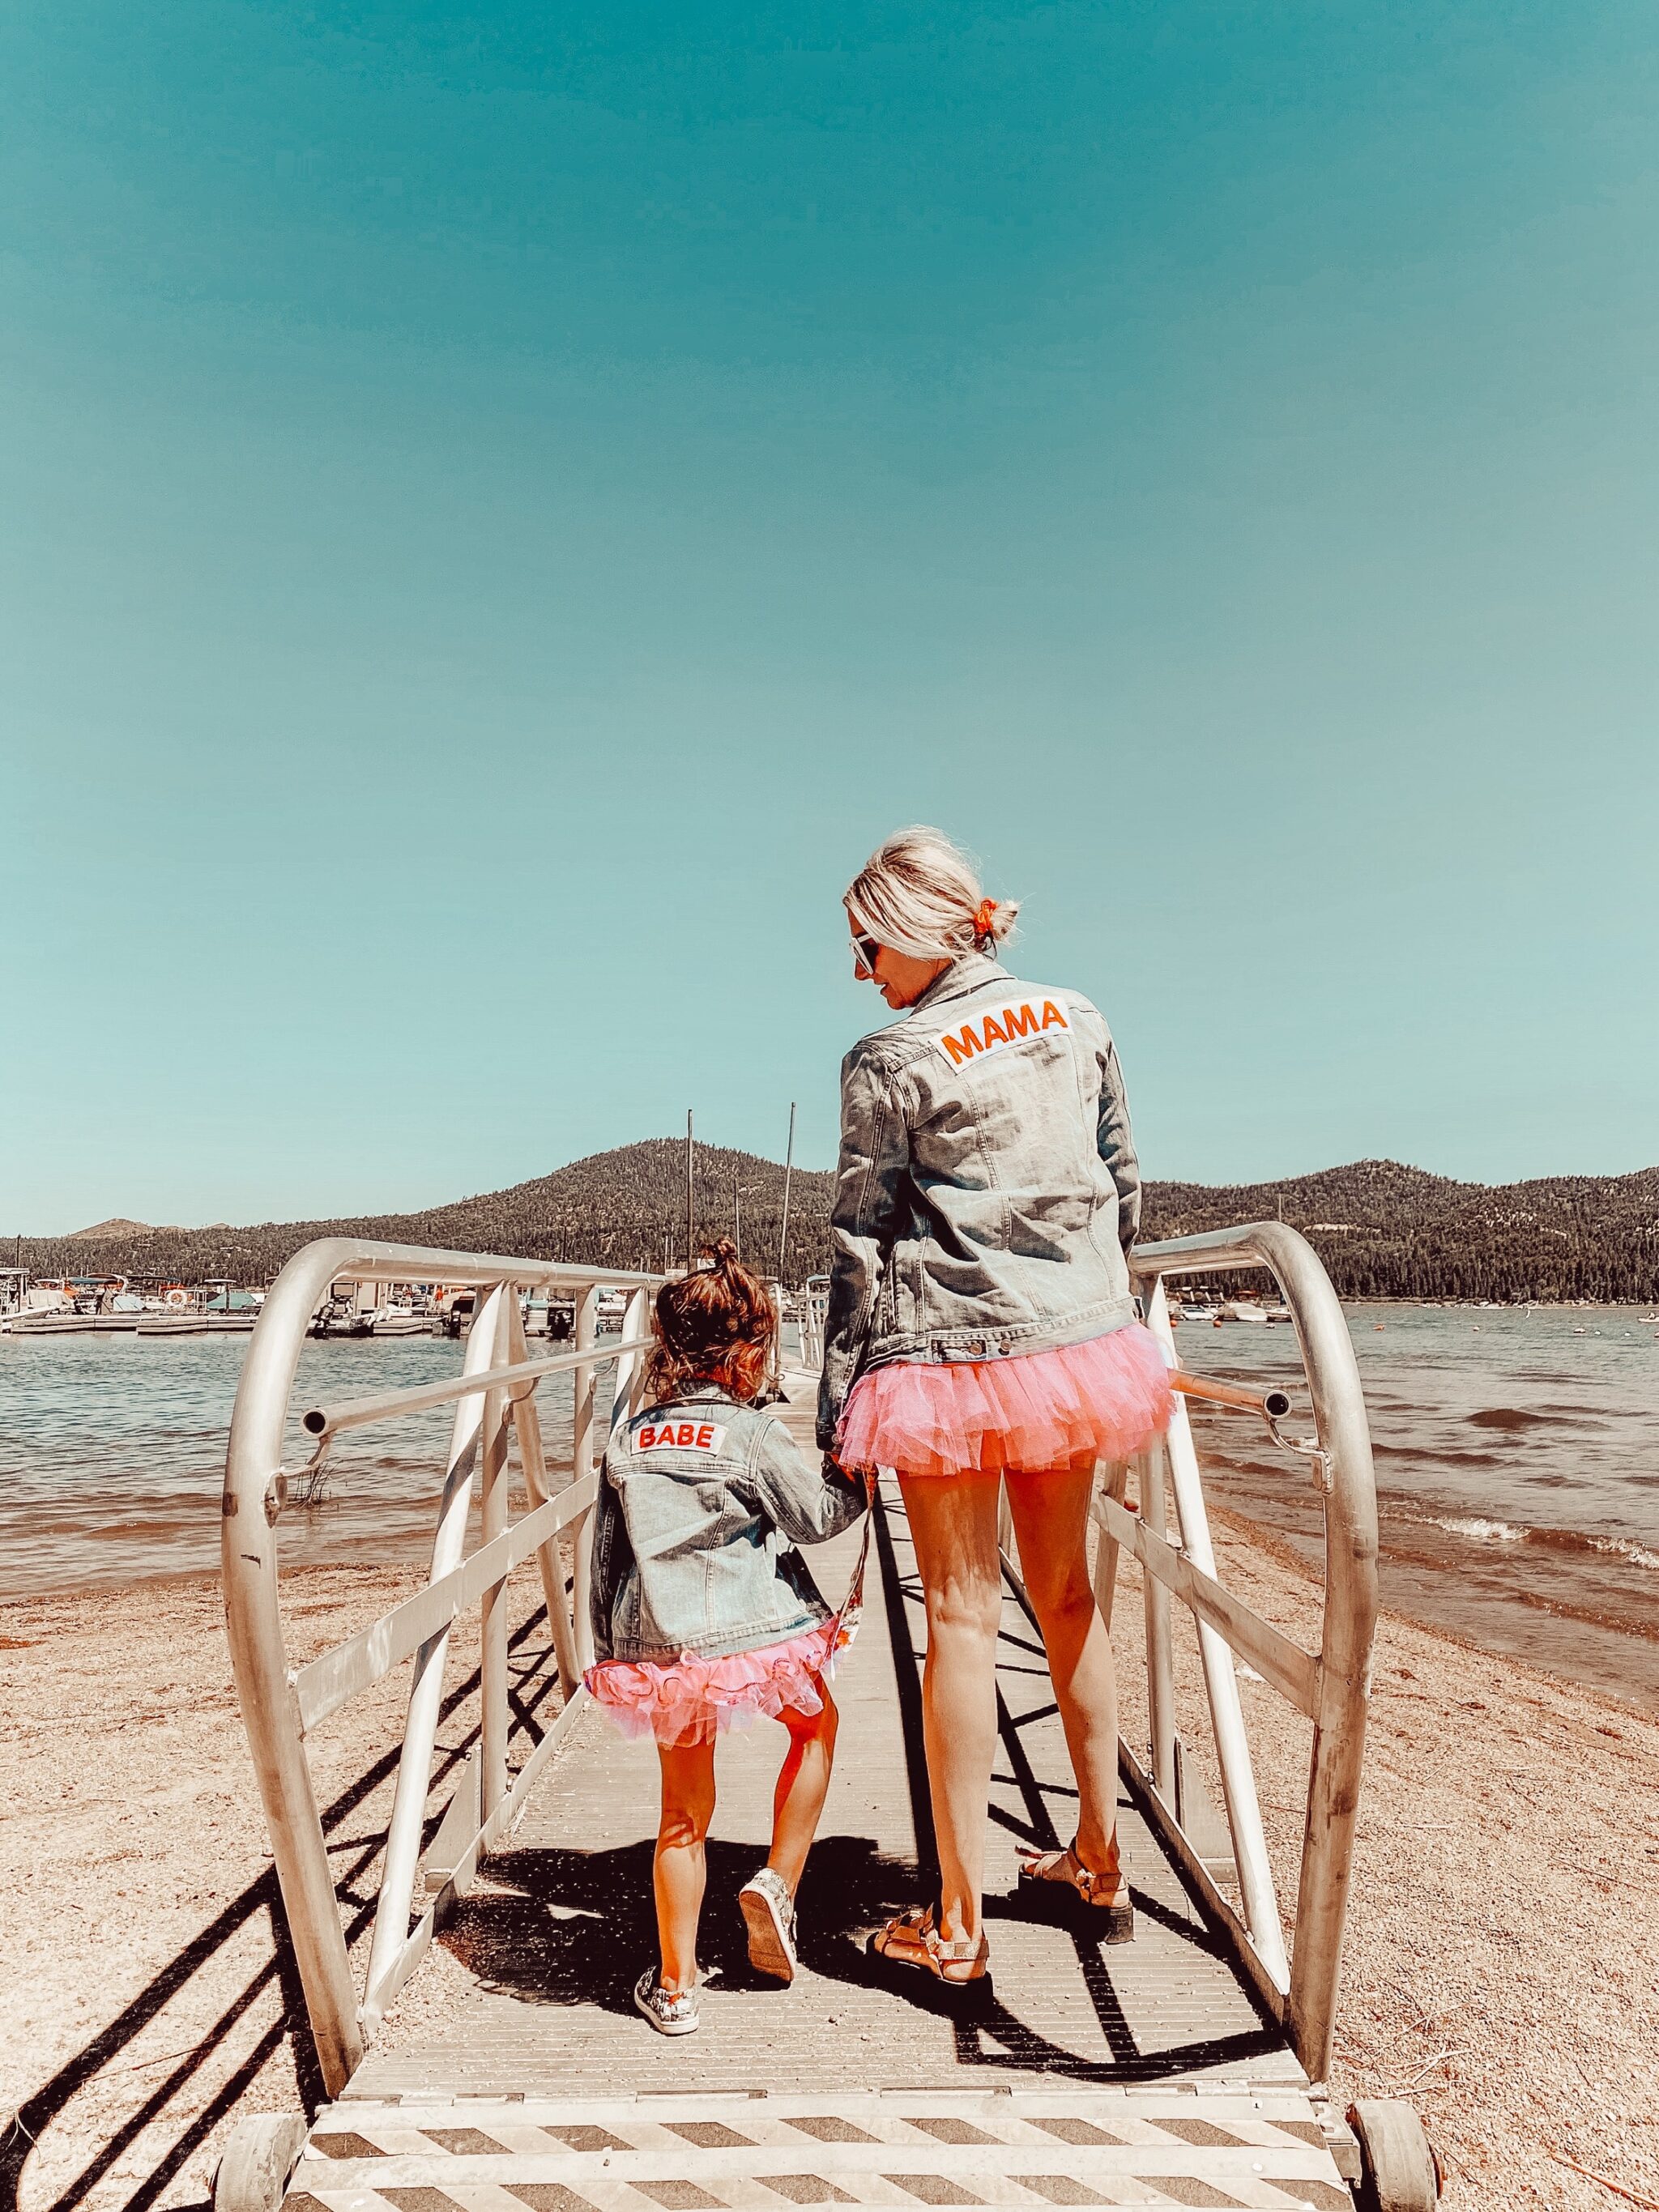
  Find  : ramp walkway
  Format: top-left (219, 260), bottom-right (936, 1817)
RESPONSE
top-left (211, 1234), bottom-right (1440, 2212)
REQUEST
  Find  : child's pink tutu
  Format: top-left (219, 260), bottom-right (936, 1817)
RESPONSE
top-left (837, 1321), bottom-right (1171, 1479)
top-left (586, 1614), bottom-right (851, 1749)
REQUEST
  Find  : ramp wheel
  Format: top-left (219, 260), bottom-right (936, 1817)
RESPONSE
top-left (1347, 2099), bottom-right (1441, 2211)
top-left (211, 2114), bottom-right (309, 2212)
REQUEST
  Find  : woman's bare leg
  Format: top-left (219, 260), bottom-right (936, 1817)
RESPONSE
top-left (655, 1737), bottom-right (718, 1991)
top-left (897, 1470), bottom-right (1004, 1958)
top-left (767, 1687), bottom-right (839, 1891)
top-left (1004, 1466), bottom-right (1128, 1898)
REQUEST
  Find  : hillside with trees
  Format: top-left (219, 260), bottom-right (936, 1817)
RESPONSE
top-left (17, 1146), bottom-right (1659, 1302)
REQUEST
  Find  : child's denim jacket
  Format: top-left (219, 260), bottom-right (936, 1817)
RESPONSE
top-left (817, 952), bottom-right (1143, 1451)
top-left (590, 1387), bottom-right (866, 1664)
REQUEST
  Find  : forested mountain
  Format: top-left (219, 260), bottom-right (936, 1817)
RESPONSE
top-left (1139, 1160), bottom-right (1659, 1304)
top-left (17, 1147), bottom-right (1659, 1302)
top-left (19, 1142), bottom-right (835, 1288)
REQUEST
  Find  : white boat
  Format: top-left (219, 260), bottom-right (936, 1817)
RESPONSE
top-left (1221, 1300), bottom-right (1269, 1324)
top-left (310, 1308), bottom-right (373, 1340)
top-left (369, 1306), bottom-right (430, 1336)
top-left (1182, 1304), bottom-right (1220, 1323)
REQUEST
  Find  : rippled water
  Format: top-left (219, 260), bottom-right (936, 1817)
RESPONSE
top-left (0, 1331), bottom-right (611, 1595)
top-left (1175, 1302), bottom-right (1659, 1707)
top-left (3, 1306), bottom-right (1657, 1707)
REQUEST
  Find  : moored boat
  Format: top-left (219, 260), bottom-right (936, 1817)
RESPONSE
top-left (369, 1305), bottom-right (430, 1336)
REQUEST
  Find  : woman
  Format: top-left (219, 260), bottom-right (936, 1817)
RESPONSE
top-left (820, 826), bottom-right (1171, 1988)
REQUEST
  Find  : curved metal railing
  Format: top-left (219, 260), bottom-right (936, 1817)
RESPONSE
top-left (224, 1224), bottom-right (1376, 2099)
top-left (221, 1237), bottom-right (663, 2095)
top-left (1096, 1222), bottom-right (1379, 2083)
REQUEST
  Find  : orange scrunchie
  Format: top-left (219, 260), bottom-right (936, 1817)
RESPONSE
top-left (974, 898), bottom-right (997, 940)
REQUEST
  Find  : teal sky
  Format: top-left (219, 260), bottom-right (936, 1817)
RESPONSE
top-left (5, 2), bottom-right (1657, 1234)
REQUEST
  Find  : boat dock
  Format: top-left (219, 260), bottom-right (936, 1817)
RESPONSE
top-left (208, 1230), bottom-right (1439, 2212)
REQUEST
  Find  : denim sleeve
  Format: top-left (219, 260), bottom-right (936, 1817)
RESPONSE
top-left (586, 1458), bottom-right (628, 1664)
top-left (1097, 1034), bottom-right (1142, 1255)
top-left (747, 1417), bottom-right (867, 1545)
top-left (817, 1043), bottom-right (910, 1451)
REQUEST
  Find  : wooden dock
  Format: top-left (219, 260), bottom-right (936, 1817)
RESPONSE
top-left (284, 1380), bottom-right (1354, 2207)
top-left (216, 1237), bottom-right (1422, 2212)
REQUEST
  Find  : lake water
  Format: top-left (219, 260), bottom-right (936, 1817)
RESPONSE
top-left (0, 1331), bottom-right (613, 1593)
top-left (2, 1306), bottom-right (1657, 1707)
top-left (1175, 1302), bottom-right (1659, 1708)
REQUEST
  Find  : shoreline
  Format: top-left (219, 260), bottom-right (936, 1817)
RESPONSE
top-left (8, 1514), bottom-right (1657, 1724)
top-left (5, 1529), bottom-right (1657, 2210)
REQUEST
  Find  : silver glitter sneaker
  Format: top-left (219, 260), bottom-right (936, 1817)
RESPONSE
top-left (738, 1866), bottom-right (798, 1982)
top-left (633, 1967), bottom-right (705, 2035)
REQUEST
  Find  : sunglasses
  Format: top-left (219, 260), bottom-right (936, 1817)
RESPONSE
top-left (852, 933), bottom-right (882, 979)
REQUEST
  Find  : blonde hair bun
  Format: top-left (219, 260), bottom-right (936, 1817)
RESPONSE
top-left (845, 826), bottom-right (1020, 961)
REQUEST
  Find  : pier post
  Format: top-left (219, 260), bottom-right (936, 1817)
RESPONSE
top-left (479, 1298), bottom-right (513, 1826)
top-left (1142, 1276), bottom-right (1288, 1989)
top-left (505, 1298), bottom-right (581, 1697)
top-left (1140, 1440), bottom-right (1177, 1802)
top-left (362, 1284), bottom-right (507, 2032)
top-left (571, 1285), bottom-right (599, 1672)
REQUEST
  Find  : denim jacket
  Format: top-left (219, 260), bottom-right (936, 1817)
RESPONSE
top-left (590, 1387), bottom-right (867, 1664)
top-left (817, 953), bottom-right (1142, 1451)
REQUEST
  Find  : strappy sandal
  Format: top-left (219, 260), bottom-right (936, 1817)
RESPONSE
top-left (868, 1906), bottom-right (991, 1995)
top-left (1017, 1840), bottom-right (1136, 1942)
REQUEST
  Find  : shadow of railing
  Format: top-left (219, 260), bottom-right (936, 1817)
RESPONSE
top-left (2, 1608), bottom-right (565, 2212)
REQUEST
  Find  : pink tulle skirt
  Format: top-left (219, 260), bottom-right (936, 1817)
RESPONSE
top-left (837, 1322), bottom-right (1172, 1479)
top-left (585, 1614), bottom-right (851, 1750)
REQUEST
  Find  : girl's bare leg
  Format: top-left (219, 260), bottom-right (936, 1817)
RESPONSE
top-left (766, 1687), bottom-right (839, 1891)
top-left (1004, 1466), bottom-right (1128, 1899)
top-left (655, 1737), bottom-right (718, 1991)
top-left (897, 1470), bottom-right (1004, 1958)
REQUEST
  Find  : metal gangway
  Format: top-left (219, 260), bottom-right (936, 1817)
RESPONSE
top-left (213, 1228), bottom-right (1439, 2212)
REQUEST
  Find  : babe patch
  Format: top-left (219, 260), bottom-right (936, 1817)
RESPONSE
top-left (937, 996), bottom-right (1070, 1071)
top-left (633, 1417), bottom-right (728, 1455)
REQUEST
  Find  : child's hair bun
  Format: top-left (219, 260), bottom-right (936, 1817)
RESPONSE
top-left (650, 1236), bottom-right (777, 1403)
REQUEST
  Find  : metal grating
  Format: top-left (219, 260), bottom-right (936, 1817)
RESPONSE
top-left (285, 2092), bottom-right (1354, 2212)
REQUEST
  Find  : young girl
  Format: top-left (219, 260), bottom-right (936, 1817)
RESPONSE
top-left (585, 1241), bottom-right (867, 2035)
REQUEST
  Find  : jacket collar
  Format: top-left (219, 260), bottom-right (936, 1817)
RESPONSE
top-left (911, 951), bottom-right (1004, 1016)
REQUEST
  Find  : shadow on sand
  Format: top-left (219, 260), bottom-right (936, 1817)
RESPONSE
top-left (2, 1612), bottom-right (565, 2212)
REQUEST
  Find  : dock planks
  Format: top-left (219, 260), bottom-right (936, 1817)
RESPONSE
top-left (355, 1379), bottom-right (1292, 2105)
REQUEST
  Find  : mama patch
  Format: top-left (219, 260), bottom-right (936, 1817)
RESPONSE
top-left (937, 997), bottom-right (1070, 1071)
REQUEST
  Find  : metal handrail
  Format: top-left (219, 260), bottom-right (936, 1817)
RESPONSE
top-left (299, 1333), bottom-right (655, 1442)
top-left (224, 1225), bottom-right (1373, 2099)
top-left (1166, 1369), bottom-right (1294, 1421)
top-left (221, 1236), bottom-right (663, 2095)
top-left (1099, 1221), bottom-right (1378, 2086)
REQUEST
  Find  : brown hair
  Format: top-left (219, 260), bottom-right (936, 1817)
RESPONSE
top-left (645, 1238), bottom-right (777, 1405)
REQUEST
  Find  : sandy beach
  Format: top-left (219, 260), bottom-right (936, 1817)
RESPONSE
top-left (3, 1518), bottom-right (1657, 2212)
